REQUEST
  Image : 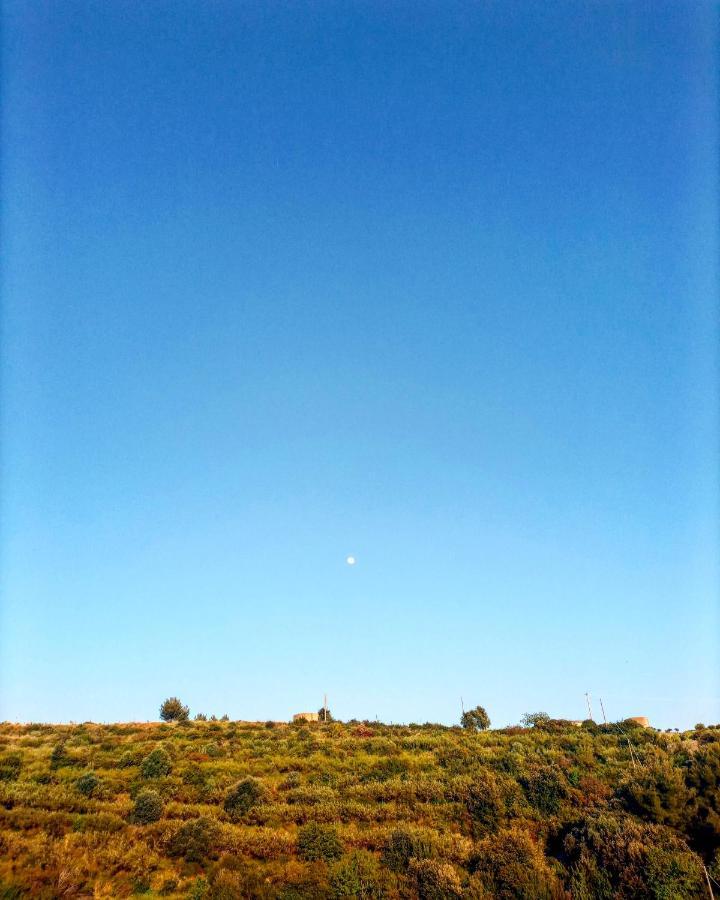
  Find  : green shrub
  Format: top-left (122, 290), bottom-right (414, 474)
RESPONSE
top-left (520, 766), bottom-right (565, 815)
top-left (330, 851), bottom-right (384, 898)
top-left (132, 789), bottom-right (163, 824)
top-left (297, 822), bottom-right (343, 862)
top-left (140, 747), bottom-right (172, 778)
top-left (167, 817), bottom-right (219, 863)
top-left (382, 827), bottom-right (436, 873)
top-left (75, 772), bottom-right (100, 797)
top-left (224, 776), bottom-right (266, 821)
top-left (0, 755), bottom-right (22, 782)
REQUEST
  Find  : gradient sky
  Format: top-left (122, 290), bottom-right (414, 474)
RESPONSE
top-left (1, 1), bottom-right (718, 729)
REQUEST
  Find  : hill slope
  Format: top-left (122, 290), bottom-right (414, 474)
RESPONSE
top-left (0, 719), bottom-right (718, 897)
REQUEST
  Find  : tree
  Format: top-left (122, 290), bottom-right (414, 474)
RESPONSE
top-left (132, 789), bottom-right (163, 824)
top-left (318, 706), bottom-right (334, 723)
top-left (159, 697), bottom-right (189, 722)
top-left (461, 706), bottom-right (491, 732)
top-left (521, 712), bottom-right (550, 728)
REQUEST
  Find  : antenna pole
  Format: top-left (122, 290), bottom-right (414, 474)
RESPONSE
top-left (323, 693), bottom-right (328, 724)
top-left (599, 698), bottom-right (607, 725)
top-left (585, 692), bottom-right (594, 721)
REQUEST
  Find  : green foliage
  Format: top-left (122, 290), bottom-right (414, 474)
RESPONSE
top-left (75, 772), bottom-right (100, 797)
top-left (461, 705), bottom-right (490, 731)
top-left (382, 827), bottom-right (436, 872)
top-left (330, 851), bottom-right (384, 898)
top-left (131, 788), bottom-right (163, 824)
top-left (297, 822), bottom-right (343, 862)
top-left (520, 765), bottom-right (565, 815)
top-left (409, 858), bottom-right (463, 898)
top-left (318, 706), bottom-right (334, 723)
top-left (140, 747), bottom-right (172, 778)
top-left (1, 718), bottom-right (717, 898)
top-left (159, 697), bottom-right (189, 722)
top-left (520, 712), bottom-right (550, 728)
top-left (223, 776), bottom-right (266, 821)
top-left (0, 754), bottom-right (22, 782)
top-left (167, 817), bottom-right (219, 863)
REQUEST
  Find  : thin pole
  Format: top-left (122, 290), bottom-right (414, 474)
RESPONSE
top-left (703, 865), bottom-right (715, 899)
top-left (585, 692), bottom-right (594, 721)
top-left (323, 694), bottom-right (327, 724)
top-left (599, 698), bottom-right (607, 725)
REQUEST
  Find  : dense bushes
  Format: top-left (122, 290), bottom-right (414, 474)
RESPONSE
top-left (0, 719), bottom-right (717, 897)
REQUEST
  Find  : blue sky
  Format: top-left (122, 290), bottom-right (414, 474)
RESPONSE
top-left (1, 1), bottom-right (717, 728)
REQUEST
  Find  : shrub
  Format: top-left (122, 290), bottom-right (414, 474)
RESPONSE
top-left (382, 827), bottom-right (436, 873)
top-left (409, 859), bottom-right (463, 899)
top-left (168, 817), bottom-right (219, 863)
top-left (132, 789), bottom-right (163, 824)
top-left (75, 772), bottom-right (100, 797)
top-left (461, 706), bottom-right (490, 731)
top-left (318, 707), bottom-right (334, 723)
top-left (50, 742), bottom-right (68, 769)
top-left (194, 713), bottom-right (208, 721)
top-left (330, 851), bottom-right (384, 898)
top-left (465, 772), bottom-right (504, 832)
top-left (224, 777), bottom-right (266, 821)
top-left (297, 822), bottom-right (343, 862)
top-left (159, 697), bottom-right (189, 722)
top-left (470, 826), bottom-right (562, 899)
top-left (520, 766), bottom-right (565, 815)
top-left (140, 748), bottom-right (172, 778)
top-left (0, 755), bottom-right (22, 782)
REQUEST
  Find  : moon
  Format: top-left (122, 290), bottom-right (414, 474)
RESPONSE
top-left (346, 556), bottom-right (356, 566)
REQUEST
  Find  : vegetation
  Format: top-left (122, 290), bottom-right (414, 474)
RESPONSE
top-left (0, 716), bottom-right (718, 897)
top-left (460, 706), bottom-right (490, 732)
top-left (160, 698), bottom-right (190, 722)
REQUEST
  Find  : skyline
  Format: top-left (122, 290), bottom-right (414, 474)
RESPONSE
top-left (1, 1), bottom-right (718, 729)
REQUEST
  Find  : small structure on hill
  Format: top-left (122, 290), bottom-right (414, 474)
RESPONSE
top-left (627, 716), bottom-right (650, 727)
top-left (292, 712), bottom-right (319, 723)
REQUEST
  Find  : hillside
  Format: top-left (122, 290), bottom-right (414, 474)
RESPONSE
top-left (0, 718), bottom-right (718, 898)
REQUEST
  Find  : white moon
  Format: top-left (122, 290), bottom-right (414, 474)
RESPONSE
top-left (346, 556), bottom-right (356, 565)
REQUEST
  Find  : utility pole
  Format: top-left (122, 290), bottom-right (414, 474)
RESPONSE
top-left (703, 864), bottom-right (715, 899)
top-left (585, 692), bottom-right (594, 721)
top-left (323, 694), bottom-right (328, 724)
top-left (599, 697), bottom-right (607, 725)
top-left (461, 697), bottom-right (465, 715)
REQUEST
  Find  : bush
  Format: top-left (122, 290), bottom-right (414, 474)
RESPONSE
top-left (224, 777), bottom-right (266, 821)
top-left (330, 851), bottom-right (384, 898)
top-left (382, 827), bottom-right (436, 873)
top-left (297, 822), bottom-right (343, 862)
top-left (520, 766), bottom-right (565, 815)
top-left (318, 707), bottom-right (334, 723)
top-left (75, 772), bottom-right (100, 797)
top-left (140, 748), bottom-right (172, 778)
top-left (159, 697), bottom-right (189, 722)
top-left (461, 706), bottom-right (490, 731)
top-left (520, 712), bottom-right (550, 728)
top-left (167, 817), bottom-right (219, 863)
top-left (409, 859), bottom-right (463, 898)
top-left (132, 789), bottom-right (163, 824)
top-left (0, 755), bottom-right (22, 782)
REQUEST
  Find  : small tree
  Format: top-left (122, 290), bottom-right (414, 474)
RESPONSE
top-left (141, 747), bottom-right (172, 779)
top-left (159, 697), bottom-right (189, 722)
top-left (521, 711), bottom-right (550, 728)
top-left (318, 706), bottom-right (334, 723)
top-left (461, 706), bottom-right (491, 732)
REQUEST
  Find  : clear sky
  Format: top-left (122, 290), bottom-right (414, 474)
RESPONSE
top-left (1, 1), bottom-right (718, 729)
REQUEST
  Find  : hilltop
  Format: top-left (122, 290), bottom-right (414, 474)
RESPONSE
top-left (0, 718), bottom-right (718, 898)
